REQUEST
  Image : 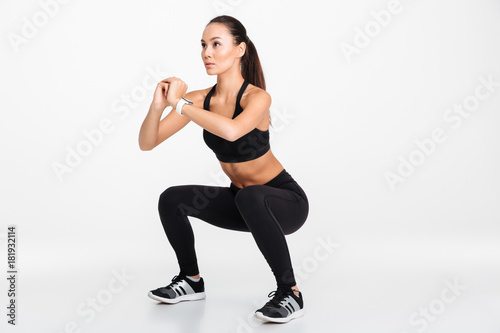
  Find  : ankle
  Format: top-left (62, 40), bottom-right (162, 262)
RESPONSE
top-left (186, 274), bottom-right (201, 282)
top-left (291, 285), bottom-right (300, 297)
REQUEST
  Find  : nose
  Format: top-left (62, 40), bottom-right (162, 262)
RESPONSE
top-left (203, 46), bottom-right (212, 59)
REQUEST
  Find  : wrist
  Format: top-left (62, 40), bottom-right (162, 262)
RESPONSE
top-left (172, 98), bottom-right (181, 108)
top-left (150, 103), bottom-right (167, 114)
top-left (175, 97), bottom-right (193, 116)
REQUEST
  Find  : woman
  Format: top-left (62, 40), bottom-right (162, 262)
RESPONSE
top-left (138, 15), bottom-right (309, 324)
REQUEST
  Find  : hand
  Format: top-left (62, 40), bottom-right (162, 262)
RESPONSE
top-left (151, 79), bottom-right (170, 110)
top-left (164, 77), bottom-right (188, 108)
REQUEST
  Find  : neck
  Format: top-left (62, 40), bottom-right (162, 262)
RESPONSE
top-left (215, 66), bottom-right (245, 100)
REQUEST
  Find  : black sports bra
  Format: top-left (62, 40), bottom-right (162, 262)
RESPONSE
top-left (202, 80), bottom-right (270, 163)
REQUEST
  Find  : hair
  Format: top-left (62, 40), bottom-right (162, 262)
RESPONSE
top-left (207, 15), bottom-right (272, 127)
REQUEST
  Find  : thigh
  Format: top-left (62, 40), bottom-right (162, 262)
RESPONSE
top-left (160, 184), bottom-right (249, 232)
top-left (235, 183), bottom-right (309, 235)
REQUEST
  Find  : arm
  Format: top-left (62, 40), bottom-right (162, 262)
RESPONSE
top-left (138, 80), bottom-right (193, 151)
top-left (138, 104), bottom-right (192, 151)
top-left (179, 104), bottom-right (237, 141)
top-left (138, 103), bottom-right (165, 151)
top-left (166, 77), bottom-right (271, 142)
top-left (181, 89), bottom-right (271, 142)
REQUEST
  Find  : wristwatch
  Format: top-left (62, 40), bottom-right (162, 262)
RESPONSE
top-left (175, 97), bottom-right (193, 116)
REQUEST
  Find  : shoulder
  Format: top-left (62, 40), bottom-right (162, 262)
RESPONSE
top-left (184, 86), bottom-right (214, 108)
top-left (241, 84), bottom-right (271, 108)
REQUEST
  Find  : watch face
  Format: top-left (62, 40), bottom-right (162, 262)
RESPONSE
top-left (183, 97), bottom-right (193, 104)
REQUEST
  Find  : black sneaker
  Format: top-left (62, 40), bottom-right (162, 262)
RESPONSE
top-left (148, 274), bottom-right (206, 304)
top-left (254, 284), bottom-right (304, 323)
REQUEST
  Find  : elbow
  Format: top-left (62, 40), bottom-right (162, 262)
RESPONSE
top-left (139, 140), bottom-right (155, 151)
top-left (225, 127), bottom-right (241, 142)
top-left (225, 132), bottom-right (238, 142)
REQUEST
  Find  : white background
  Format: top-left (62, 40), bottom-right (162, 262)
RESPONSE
top-left (1, 0), bottom-right (499, 332)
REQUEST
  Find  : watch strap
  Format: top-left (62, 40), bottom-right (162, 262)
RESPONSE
top-left (175, 97), bottom-right (193, 116)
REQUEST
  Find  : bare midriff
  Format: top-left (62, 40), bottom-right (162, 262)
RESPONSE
top-left (220, 148), bottom-right (284, 189)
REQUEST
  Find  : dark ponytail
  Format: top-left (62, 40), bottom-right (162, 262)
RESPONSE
top-left (241, 38), bottom-right (265, 91)
top-left (207, 15), bottom-right (272, 127)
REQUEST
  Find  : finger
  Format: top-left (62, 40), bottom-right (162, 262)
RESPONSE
top-left (163, 77), bottom-right (177, 83)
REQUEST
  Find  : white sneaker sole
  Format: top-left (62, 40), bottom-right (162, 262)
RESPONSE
top-left (148, 291), bottom-right (206, 304)
top-left (254, 308), bottom-right (304, 323)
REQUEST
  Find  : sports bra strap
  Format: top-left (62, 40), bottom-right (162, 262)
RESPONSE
top-left (203, 84), bottom-right (217, 110)
top-left (236, 80), bottom-right (249, 107)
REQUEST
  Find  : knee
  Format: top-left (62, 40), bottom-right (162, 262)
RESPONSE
top-left (158, 186), bottom-right (184, 214)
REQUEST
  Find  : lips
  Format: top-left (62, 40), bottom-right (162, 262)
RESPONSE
top-left (205, 62), bottom-right (214, 67)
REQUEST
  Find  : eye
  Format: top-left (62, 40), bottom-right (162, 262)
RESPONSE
top-left (201, 43), bottom-right (206, 48)
top-left (213, 42), bottom-right (220, 47)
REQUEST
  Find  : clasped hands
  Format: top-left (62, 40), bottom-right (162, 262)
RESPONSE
top-left (154, 77), bottom-right (189, 110)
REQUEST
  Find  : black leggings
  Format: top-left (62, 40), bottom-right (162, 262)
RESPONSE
top-left (157, 168), bottom-right (309, 287)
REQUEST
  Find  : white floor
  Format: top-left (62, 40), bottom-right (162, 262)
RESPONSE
top-left (1, 235), bottom-right (500, 333)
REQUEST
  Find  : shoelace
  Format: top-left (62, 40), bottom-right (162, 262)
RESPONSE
top-left (164, 274), bottom-right (185, 290)
top-left (266, 285), bottom-right (295, 307)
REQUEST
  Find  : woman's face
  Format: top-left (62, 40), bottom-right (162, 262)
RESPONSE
top-left (201, 23), bottom-right (244, 75)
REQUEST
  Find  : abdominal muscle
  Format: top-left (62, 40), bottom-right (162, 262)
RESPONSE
top-left (220, 148), bottom-right (284, 189)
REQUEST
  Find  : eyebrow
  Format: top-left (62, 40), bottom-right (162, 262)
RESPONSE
top-left (200, 37), bottom-right (223, 42)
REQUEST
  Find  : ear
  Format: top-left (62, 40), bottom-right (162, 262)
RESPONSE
top-left (237, 42), bottom-right (246, 58)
